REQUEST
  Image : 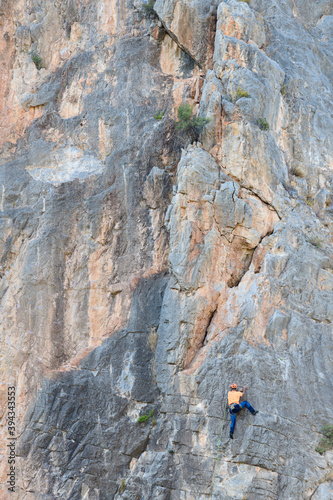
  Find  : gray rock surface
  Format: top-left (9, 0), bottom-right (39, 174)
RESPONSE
top-left (0, 0), bottom-right (332, 499)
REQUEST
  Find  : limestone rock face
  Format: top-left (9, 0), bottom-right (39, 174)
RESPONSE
top-left (0, 0), bottom-right (332, 499)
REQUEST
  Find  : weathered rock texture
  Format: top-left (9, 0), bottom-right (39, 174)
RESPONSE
top-left (0, 0), bottom-right (333, 498)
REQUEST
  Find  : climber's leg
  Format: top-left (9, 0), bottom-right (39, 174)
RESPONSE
top-left (239, 401), bottom-right (258, 415)
top-left (229, 413), bottom-right (236, 438)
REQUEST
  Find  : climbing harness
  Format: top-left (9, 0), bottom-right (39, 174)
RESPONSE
top-left (228, 402), bottom-right (238, 412)
top-left (211, 394), bottom-right (228, 499)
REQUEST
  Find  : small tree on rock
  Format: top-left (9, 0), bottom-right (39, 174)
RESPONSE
top-left (175, 103), bottom-right (210, 135)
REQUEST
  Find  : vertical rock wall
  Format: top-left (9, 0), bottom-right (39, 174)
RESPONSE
top-left (0, 0), bottom-right (332, 498)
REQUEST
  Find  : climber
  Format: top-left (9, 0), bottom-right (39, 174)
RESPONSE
top-left (228, 383), bottom-right (258, 439)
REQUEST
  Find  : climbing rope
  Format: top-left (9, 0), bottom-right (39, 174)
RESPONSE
top-left (211, 394), bottom-right (228, 499)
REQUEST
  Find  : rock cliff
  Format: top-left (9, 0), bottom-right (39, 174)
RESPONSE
top-left (0, 0), bottom-right (333, 498)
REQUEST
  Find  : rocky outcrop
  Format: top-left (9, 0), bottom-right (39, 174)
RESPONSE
top-left (0, 0), bottom-right (332, 499)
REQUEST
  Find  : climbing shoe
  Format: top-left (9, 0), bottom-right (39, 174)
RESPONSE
top-left (229, 432), bottom-right (234, 439)
top-left (252, 410), bottom-right (258, 415)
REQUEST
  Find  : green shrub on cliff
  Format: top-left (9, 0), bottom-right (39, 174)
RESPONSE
top-left (308, 236), bottom-right (322, 248)
top-left (142, 0), bottom-right (157, 17)
top-left (257, 118), bottom-right (269, 131)
top-left (30, 51), bottom-right (43, 70)
top-left (315, 424), bottom-right (333, 454)
top-left (154, 110), bottom-right (164, 121)
top-left (137, 409), bottom-right (154, 423)
top-left (175, 103), bottom-right (210, 134)
top-left (234, 86), bottom-right (250, 102)
top-left (119, 478), bottom-right (126, 493)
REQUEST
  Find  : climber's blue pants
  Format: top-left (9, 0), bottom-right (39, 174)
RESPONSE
top-left (229, 401), bottom-right (255, 434)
